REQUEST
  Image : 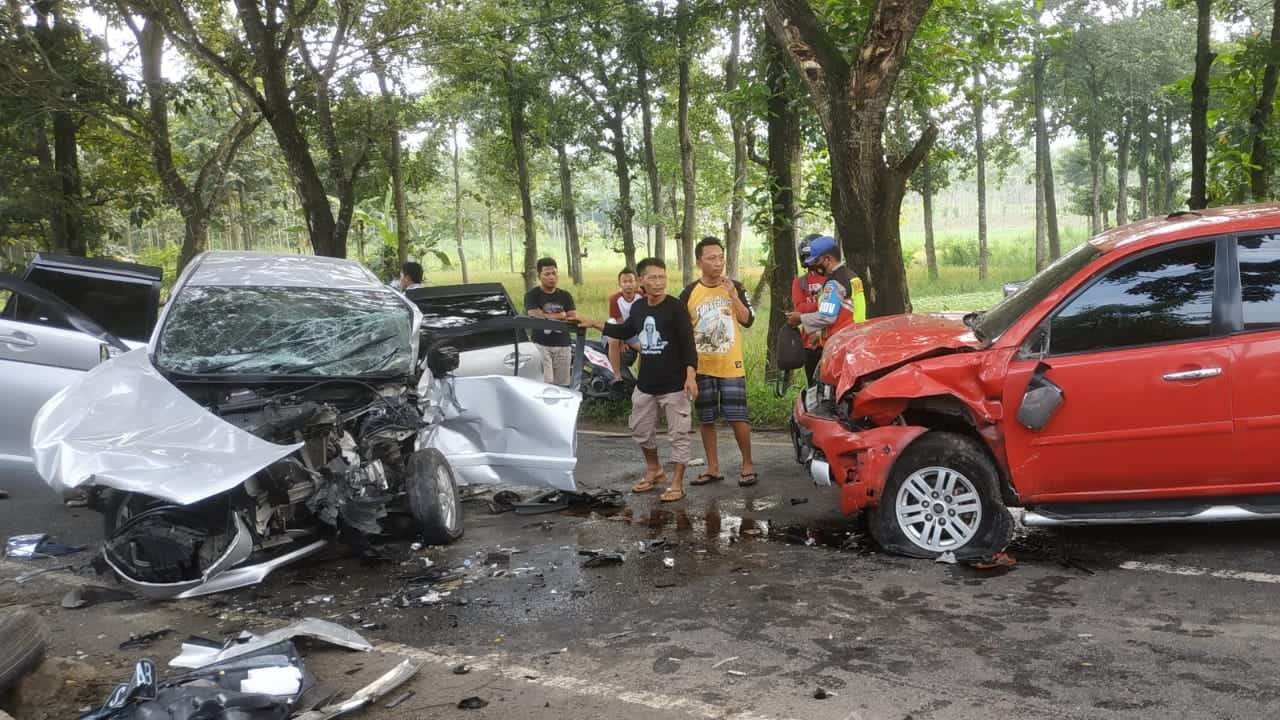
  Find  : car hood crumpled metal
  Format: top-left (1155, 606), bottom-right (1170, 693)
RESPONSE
top-left (821, 313), bottom-right (982, 402)
top-left (31, 348), bottom-right (302, 505)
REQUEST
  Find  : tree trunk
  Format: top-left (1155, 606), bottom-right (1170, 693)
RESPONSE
top-left (33, 3), bottom-right (84, 255)
top-left (238, 182), bottom-right (253, 250)
top-left (231, 0), bottom-right (339, 257)
top-left (506, 215), bottom-right (515, 274)
top-left (1088, 122), bottom-right (1103, 235)
top-left (637, 43), bottom-right (665, 260)
top-left (1035, 140), bottom-right (1048, 272)
top-left (33, 117), bottom-right (68, 253)
top-left (765, 0), bottom-right (933, 316)
top-left (452, 125), bottom-right (468, 283)
top-left (1190, 0), bottom-right (1212, 210)
top-left (1249, 0), bottom-right (1280, 200)
top-left (374, 61), bottom-right (411, 266)
top-left (1034, 50), bottom-right (1061, 259)
top-left (178, 212), bottom-right (210, 271)
top-left (609, 116), bottom-right (638, 270)
top-left (487, 206), bottom-right (496, 271)
top-left (1102, 150), bottom-right (1111, 229)
top-left (1137, 111), bottom-right (1151, 219)
top-left (725, 7), bottom-right (747, 279)
top-left (506, 64), bottom-right (538, 289)
top-left (677, 0), bottom-right (697, 286)
top-left (1117, 112), bottom-right (1131, 226)
top-left (1162, 107), bottom-right (1175, 213)
top-left (922, 152), bottom-right (939, 281)
top-left (557, 143), bottom-right (583, 285)
top-left (764, 31), bottom-right (801, 374)
top-left (973, 67), bottom-right (988, 281)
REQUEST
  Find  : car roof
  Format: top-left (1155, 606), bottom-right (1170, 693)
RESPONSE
top-left (1092, 203), bottom-right (1280, 254)
top-left (184, 251), bottom-right (385, 289)
top-left (27, 253), bottom-right (162, 283)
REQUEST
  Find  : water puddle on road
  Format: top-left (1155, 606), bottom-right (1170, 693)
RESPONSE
top-left (603, 498), bottom-right (871, 553)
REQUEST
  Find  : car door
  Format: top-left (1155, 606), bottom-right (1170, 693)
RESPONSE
top-left (425, 375), bottom-right (581, 492)
top-left (1002, 237), bottom-right (1235, 503)
top-left (408, 287), bottom-right (543, 380)
top-left (1229, 232), bottom-right (1280, 490)
top-left (0, 278), bottom-right (116, 481)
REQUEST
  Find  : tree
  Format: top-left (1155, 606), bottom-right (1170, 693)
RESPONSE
top-left (723, 6), bottom-right (748, 279)
top-left (131, 17), bottom-right (262, 272)
top-left (371, 54), bottom-right (412, 267)
top-left (676, 0), bottom-right (698, 284)
top-left (764, 0), bottom-right (937, 316)
top-left (1190, 0), bottom-right (1213, 209)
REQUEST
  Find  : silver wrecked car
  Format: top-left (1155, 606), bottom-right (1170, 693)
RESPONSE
top-left (32, 251), bottom-right (582, 599)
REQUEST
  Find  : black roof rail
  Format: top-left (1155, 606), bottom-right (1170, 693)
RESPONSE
top-left (1167, 210), bottom-right (1203, 219)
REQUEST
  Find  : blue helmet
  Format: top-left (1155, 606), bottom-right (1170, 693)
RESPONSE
top-left (805, 235), bottom-right (838, 267)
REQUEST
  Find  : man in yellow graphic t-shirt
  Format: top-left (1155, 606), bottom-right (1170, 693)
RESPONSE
top-left (679, 236), bottom-right (757, 487)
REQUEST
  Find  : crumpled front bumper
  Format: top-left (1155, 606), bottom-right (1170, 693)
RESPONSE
top-left (791, 397), bottom-right (928, 516)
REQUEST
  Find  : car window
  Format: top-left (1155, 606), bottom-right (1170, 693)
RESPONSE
top-left (973, 242), bottom-right (1102, 343)
top-left (1049, 240), bottom-right (1216, 355)
top-left (1238, 233), bottom-right (1280, 331)
top-left (417, 292), bottom-right (528, 352)
top-left (156, 286), bottom-right (414, 377)
top-left (23, 268), bottom-right (153, 342)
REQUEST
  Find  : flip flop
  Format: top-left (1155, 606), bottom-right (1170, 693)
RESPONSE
top-left (690, 473), bottom-right (724, 486)
top-left (738, 472), bottom-right (759, 487)
top-left (659, 487), bottom-right (686, 503)
top-left (632, 472), bottom-right (666, 493)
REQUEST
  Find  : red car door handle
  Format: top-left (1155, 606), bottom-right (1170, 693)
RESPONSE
top-left (1163, 368), bottom-right (1222, 381)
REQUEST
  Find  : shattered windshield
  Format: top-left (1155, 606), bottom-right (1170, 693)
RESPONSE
top-left (972, 242), bottom-right (1103, 342)
top-left (156, 286), bottom-right (413, 377)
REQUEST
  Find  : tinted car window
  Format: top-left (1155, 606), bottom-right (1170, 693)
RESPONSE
top-left (417, 292), bottom-right (527, 352)
top-left (1050, 241), bottom-right (1216, 355)
top-left (20, 269), bottom-right (153, 342)
top-left (1238, 233), bottom-right (1280, 331)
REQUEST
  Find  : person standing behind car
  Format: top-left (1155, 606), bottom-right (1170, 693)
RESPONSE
top-left (607, 267), bottom-right (643, 383)
top-left (679, 236), bottom-right (758, 488)
top-left (786, 235), bottom-right (857, 370)
top-left (399, 261), bottom-right (424, 291)
top-left (790, 234), bottom-right (827, 386)
top-left (524, 257), bottom-right (576, 386)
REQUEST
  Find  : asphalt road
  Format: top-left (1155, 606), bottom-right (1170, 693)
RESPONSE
top-left (5, 430), bottom-right (1280, 719)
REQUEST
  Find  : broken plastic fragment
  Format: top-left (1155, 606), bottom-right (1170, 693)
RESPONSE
top-left (169, 618), bottom-right (372, 669)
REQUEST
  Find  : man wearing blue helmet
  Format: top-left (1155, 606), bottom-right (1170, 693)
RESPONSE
top-left (786, 235), bottom-right (857, 382)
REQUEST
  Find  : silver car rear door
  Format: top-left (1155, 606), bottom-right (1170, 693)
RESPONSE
top-left (0, 274), bottom-right (129, 479)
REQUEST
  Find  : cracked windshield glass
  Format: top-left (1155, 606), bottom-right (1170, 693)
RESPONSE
top-left (156, 286), bottom-right (412, 376)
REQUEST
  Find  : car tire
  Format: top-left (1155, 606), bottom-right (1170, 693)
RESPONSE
top-left (407, 448), bottom-right (464, 546)
top-left (868, 431), bottom-right (1012, 560)
top-left (102, 491), bottom-right (163, 537)
top-left (0, 608), bottom-right (48, 694)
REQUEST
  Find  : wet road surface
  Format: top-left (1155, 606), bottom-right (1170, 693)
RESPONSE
top-left (5, 430), bottom-right (1280, 719)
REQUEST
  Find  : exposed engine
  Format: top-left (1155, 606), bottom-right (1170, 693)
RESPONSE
top-left (104, 383), bottom-right (422, 587)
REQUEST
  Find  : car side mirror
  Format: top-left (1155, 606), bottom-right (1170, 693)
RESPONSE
top-left (427, 344), bottom-right (460, 377)
top-left (1017, 362), bottom-right (1064, 431)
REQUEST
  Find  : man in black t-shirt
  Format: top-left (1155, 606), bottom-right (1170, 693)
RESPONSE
top-left (577, 257), bottom-right (698, 503)
top-left (524, 257), bottom-right (577, 385)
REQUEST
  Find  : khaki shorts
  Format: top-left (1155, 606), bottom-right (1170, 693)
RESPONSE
top-left (538, 345), bottom-right (572, 385)
top-left (629, 389), bottom-right (692, 465)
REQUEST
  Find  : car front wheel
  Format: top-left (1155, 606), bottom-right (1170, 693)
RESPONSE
top-left (869, 432), bottom-right (1012, 559)
top-left (407, 448), bottom-right (464, 545)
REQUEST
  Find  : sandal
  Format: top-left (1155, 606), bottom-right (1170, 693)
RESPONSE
top-left (632, 470), bottom-right (667, 494)
top-left (690, 473), bottom-right (724, 486)
top-left (738, 472), bottom-right (759, 487)
top-left (659, 487), bottom-right (686, 502)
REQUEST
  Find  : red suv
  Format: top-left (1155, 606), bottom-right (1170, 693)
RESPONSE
top-left (791, 205), bottom-right (1280, 559)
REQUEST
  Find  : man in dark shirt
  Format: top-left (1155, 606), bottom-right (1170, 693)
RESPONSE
top-left (577, 257), bottom-right (698, 503)
top-left (524, 257), bottom-right (576, 385)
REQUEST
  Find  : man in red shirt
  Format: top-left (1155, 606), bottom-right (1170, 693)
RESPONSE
top-left (607, 268), bottom-right (643, 381)
top-left (790, 235), bottom-right (826, 386)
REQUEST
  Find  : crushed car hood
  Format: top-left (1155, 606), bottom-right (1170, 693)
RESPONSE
top-left (31, 348), bottom-right (302, 505)
top-left (821, 314), bottom-right (982, 400)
